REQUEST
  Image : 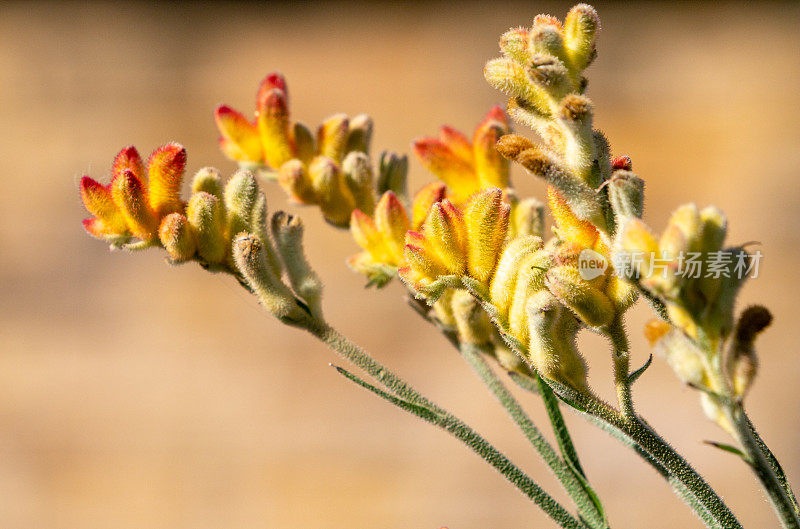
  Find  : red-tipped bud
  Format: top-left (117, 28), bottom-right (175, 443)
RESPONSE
top-left (214, 105), bottom-right (263, 163)
top-left (111, 170), bottom-right (158, 239)
top-left (112, 145), bottom-right (146, 183)
top-left (80, 176), bottom-right (128, 235)
top-left (257, 88), bottom-right (294, 169)
top-left (257, 72), bottom-right (288, 105)
top-left (374, 191), bottom-right (410, 261)
top-left (147, 142), bottom-right (186, 217)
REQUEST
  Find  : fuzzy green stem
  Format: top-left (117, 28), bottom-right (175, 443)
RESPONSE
top-left (305, 320), bottom-right (588, 529)
top-left (726, 404), bottom-right (800, 529)
top-left (461, 343), bottom-right (606, 529)
top-left (607, 320), bottom-right (635, 418)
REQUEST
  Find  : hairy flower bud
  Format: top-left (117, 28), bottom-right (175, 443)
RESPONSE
top-left (727, 306), bottom-right (771, 397)
top-left (308, 156), bottom-right (355, 227)
top-left (345, 114), bottom-right (373, 154)
top-left (159, 213), bottom-right (196, 262)
top-left (271, 211), bottom-right (323, 318)
top-left (186, 191), bottom-right (227, 264)
top-left (422, 200), bottom-right (467, 275)
top-left (317, 113), bottom-right (350, 163)
top-left (342, 151), bottom-right (376, 216)
top-left (80, 176), bottom-right (128, 237)
top-left (484, 58), bottom-right (550, 116)
top-left (277, 159), bottom-right (317, 204)
top-left (257, 88), bottom-right (294, 169)
top-left (377, 152), bottom-right (409, 200)
top-left (232, 233), bottom-right (306, 324)
top-left (499, 26), bottom-right (532, 63)
top-left (473, 106), bottom-right (510, 189)
top-left (463, 188), bottom-right (510, 283)
top-left (546, 265), bottom-right (615, 328)
top-left (526, 291), bottom-right (589, 392)
top-left (508, 250), bottom-right (551, 343)
top-left (490, 235), bottom-right (544, 319)
top-left (112, 169), bottom-right (158, 240)
top-left (292, 122), bottom-right (316, 164)
top-left (512, 197), bottom-right (546, 238)
top-left (224, 169), bottom-right (259, 240)
top-left (374, 191), bottom-right (410, 261)
top-left (562, 3), bottom-right (599, 72)
top-left (191, 167), bottom-right (224, 202)
top-left (214, 105), bottom-right (263, 163)
top-left (147, 143), bottom-right (186, 217)
top-left (607, 170), bottom-right (644, 220)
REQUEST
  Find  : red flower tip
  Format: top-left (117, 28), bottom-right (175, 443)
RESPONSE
top-left (534, 14), bottom-right (562, 29)
top-left (112, 145), bottom-right (145, 181)
top-left (484, 104), bottom-right (508, 125)
top-left (82, 218), bottom-right (105, 238)
top-left (148, 142), bottom-right (187, 172)
top-left (612, 155), bottom-right (632, 171)
top-left (257, 72), bottom-right (288, 104)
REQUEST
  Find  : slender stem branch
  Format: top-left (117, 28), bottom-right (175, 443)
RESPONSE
top-left (308, 320), bottom-right (588, 529)
top-left (726, 404), bottom-right (800, 529)
top-left (606, 320), bottom-right (635, 418)
top-left (461, 343), bottom-right (606, 529)
top-left (743, 412), bottom-right (800, 513)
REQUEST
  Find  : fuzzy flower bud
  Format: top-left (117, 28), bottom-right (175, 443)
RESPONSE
top-left (422, 200), bottom-right (467, 275)
top-left (278, 159), bottom-right (317, 204)
top-left (607, 170), bottom-right (645, 220)
top-left (271, 211), bottom-right (324, 319)
top-left (451, 289), bottom-right (493, 346)
top-left (112, 170), bottom-right (158, 240)
top-left (317, 113), bottom-right (350, 163)
top-left (232, 233), bottom-right (307, 324)
top-left (463, 188), bottom-right (511, 283)
top-left (224, 169), bottom-right (259, 240)
top-left (308, 156), bottom-right (355, 227)
top-left (545, 265), bottom-right (615, 328)
top-left (186, 191), bottom-right (227, 264)
top-left (345, 114), bottom-right (373, 154)
top-left (410, 182), bottom-right (447, 231)
top-left (377, 152), bottom-right (409, 200)
top-left (214, 105), bottom-right (263, 163)
top-left (191, 167), bottom-right (224, 202)
top-left (489, 235), bottom-right (544, 320)
top-left (342, 151), bottom-right (376, 216)
top-left (292, 122), bottom-right (316, 164)
top-left (158, 213), bottom-right (196, 262)
top-left (562, 3), bottom-right (599, 72)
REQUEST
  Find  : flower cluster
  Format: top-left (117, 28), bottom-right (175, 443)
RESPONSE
top-left (80, 145), bottom-right (323, 324)
top-left (214, 72), bottom-right (406, 228)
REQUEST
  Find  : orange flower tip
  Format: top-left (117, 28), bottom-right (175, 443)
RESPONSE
top-left (148, 142), bottom-right (187, 169)
top-left (612, 155), bottom-right (632, 171)
top-left (411, 137), bottom-right (445, 157)
top-left (257, 71), bottom-right (288, 102)
top-left (112, 145), bottom-right (145, 181)
top-left (534, 14), bottom-right (562, 28)
top-left (351, 208), bottom-right (370, 222)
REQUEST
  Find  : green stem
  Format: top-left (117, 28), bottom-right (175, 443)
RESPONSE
top-left (334, 365), bottom-right (589, 529)
top-left (744, 413), bottom-right (800, 514)
top-left (576, 396), bottom-right (742, 529)
top-left (461, 343), bottom-right (606, 529)
top-left (726, 404), bottom-right (800, 529)
top-left (607, 320), bottom-right (635, 418)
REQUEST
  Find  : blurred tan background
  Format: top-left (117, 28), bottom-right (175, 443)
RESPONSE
top-left (1, 1), bottom-right (799, 528)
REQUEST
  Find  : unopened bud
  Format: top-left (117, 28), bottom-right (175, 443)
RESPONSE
top-left (499, 26), bottom-right (532, 63)
top-left (292, 122), bottom-right (316, 164)
top-left (317, 113), bottom-right (350, 163)
top-left (490, 235), bottom-right (544, 319)
top-left (308, 156), bottom-right (355, 227)
top-left (159, 213), bottom-right (196, 262)
top-left (232, 233), bottom-right (307, 324)
top-left (214, 105), bottom-right (263, 163)
top-left (186, 191), bottom-right (227, 264)
top-left (483, 58), bottom-right (550, 116)
top-left (508, 250), bottom-right (551, 343)
top-left (463, 188), bottom-right (510, 283)
top-left (80, 176), bottom-right (128, 235)
top-left (342, 151), bottom-right (376, 216)
top-left (257, 88), bottom-right (294, 169)
top-left (546, 265), bottom-right (615, 328)
top-left (607, 170), bottom-right (644, 220)
top-left (345, 114), bottom-right (373, 154)
top-left (271, 211), bottom-right (323, 318)
top-left (278, 159), bottom-right (317, 204)
top-left (421, 200), bottom-right (467, 275)
top-left (513, 197), bottom-right (546, 238)
top-left (191, 167), bottom-right (224, 202)
top-left (374, 191), bottom-right (411, 261)
top-left (474, 106), bottom-right (510, 189)
top-left (112, 170), bottom-right (158, 240)
top-left (377, 151), bottom-right (409, 200)
top-left (224, 169), bottom-right (259, 241)
top-left (563, 3), bottom-right (599, 71)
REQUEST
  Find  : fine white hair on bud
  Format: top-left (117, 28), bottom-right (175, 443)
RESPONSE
top-left (270, 211), bottom-right (324, 319)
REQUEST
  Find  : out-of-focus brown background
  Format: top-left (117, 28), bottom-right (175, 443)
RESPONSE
top-left (1, 1), bottom-right (799, 528)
